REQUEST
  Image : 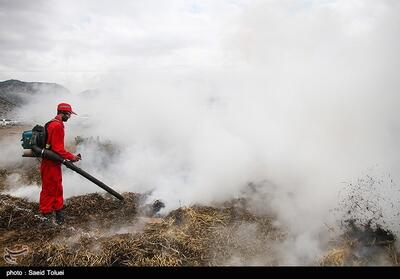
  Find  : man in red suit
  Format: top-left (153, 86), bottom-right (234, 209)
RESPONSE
top-left (40, 103), bottom-right (81, 225)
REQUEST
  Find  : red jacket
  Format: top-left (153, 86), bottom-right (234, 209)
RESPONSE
top-left (46, 115), bottom-right (75, 161)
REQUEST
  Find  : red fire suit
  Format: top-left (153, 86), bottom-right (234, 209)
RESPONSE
top-left (40, 115), bottom-right (75, 214)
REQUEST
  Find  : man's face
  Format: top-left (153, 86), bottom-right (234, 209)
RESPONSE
top-left (61, 112), bottom-right (71, 122)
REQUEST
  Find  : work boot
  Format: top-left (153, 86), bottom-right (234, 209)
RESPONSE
top-left (55, 210), bottom-right (65, 225)
top-left (41, 212), bottom-right (54, 226)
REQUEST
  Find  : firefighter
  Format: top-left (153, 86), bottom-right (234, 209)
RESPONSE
top-left (40, 103), bottom-right (81, 225)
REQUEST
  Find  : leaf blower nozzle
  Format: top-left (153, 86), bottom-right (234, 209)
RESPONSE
top-left (30, 145), bottom-right (124, 201)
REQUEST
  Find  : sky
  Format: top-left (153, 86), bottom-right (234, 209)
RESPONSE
top-left (0, 0), bottom-right (247, 92)
top-left (1, 0), bottom-right (400, 264)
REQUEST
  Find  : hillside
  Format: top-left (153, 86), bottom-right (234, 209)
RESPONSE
top-left (0, 79), bottom-right (70, 118)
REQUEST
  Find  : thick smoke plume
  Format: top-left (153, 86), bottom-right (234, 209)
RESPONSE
top-left (1, 0), bottom-right (399, 264)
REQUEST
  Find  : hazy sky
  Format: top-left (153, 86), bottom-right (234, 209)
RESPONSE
top-left (0, 0), bottom-right (247, 92)
top-left (0, 0), bottom-right (344, 93)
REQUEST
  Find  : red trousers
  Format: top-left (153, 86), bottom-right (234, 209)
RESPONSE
top-left (40, 158), bottom-right (63, 214)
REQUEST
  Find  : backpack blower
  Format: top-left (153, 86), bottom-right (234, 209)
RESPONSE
top-left (21, 124), bottom-right (124, 201)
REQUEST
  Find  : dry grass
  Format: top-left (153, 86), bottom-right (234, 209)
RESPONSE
top-left (2, 191), bottom-right (399, 266)
top-left (320, 240), bottom-right (354, 266)
top-left (0, 193), bottom-right (281, 266)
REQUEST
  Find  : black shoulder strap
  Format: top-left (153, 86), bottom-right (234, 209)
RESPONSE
top-left (44, 120), bottom-right (55, 146)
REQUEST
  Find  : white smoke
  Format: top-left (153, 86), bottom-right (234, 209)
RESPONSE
top-left (4, 183), bottom-right (40, 202)
top-left (1, 0), bottom-right (400, 265)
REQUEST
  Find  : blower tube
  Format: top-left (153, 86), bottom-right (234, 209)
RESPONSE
top-left (31, 145), bottom-right (124, 201)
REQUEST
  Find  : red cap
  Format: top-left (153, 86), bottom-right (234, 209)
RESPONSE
top-left (57, 103), bottom-right (77, 115)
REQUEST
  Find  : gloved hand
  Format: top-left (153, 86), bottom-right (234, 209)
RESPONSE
top-left (71, 154), bottom-right (81, 162)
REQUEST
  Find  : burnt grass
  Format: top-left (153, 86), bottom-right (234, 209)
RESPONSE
top-left (339, 175), bottom-right (398, 247)
top-left (323, 174), bottom-right (400, 265)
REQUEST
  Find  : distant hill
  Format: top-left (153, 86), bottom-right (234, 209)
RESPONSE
top-left (0, 79), bottom-right (70, 118)
top-left (0, 96), bottom-right (15, 118)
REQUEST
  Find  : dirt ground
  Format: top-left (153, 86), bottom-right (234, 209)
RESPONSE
top-left (1, 124), bottom-right (29, 155)
top-left (0, 125), bottom-right (41, 192)
top-left (0, 124), bottom-right (30, 138)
